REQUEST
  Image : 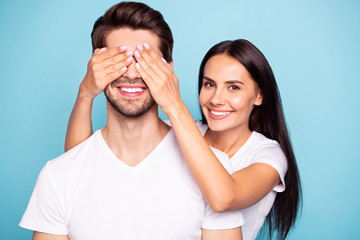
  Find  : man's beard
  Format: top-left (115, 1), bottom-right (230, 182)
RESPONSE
top-left (104, 78), bottom-right (155, 118)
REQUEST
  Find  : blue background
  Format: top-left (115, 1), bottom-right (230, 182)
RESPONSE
top-left (1, 0), bottom-right (359, 239)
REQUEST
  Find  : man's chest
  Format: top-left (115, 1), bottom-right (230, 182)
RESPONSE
top-left (66, 156), bottom-right (205, 240)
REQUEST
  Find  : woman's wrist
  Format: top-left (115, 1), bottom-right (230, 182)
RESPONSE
top-left (77, 79), bottom-right (98, 100)
top-left (77, 85), bottom-right (96, 101)
top-left (165, 100), bottom-right (190, 122)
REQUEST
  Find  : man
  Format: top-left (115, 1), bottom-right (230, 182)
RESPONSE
top-left (20, 2), bottom-right (244, 239)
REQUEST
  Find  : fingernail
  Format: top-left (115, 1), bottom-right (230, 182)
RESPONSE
top-left (126, 50), bottom-right (133, 56)
top-left (137, 44), bottom-right (143, 51)
top-left (126, 57), bottom-right (133, 62)
top-left (135, 62), bottom-right (140, 69)
top-left (144, 43), bottom-right (150, 50)
top-left (162, 57), bottom-right (167, 63)
top-left (120, 46), bottom-right (127, 51)
top-left (99, 47), bottom-right (107, 53)
top-left (134, 50), bottom-right (140, 57)
top-left (121, 66), bottom-right (127, 72)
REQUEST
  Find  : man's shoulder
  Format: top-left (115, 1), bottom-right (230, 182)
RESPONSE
top-left (46, 131), bottom-right (101, 179)
top-left (162, 119), bottom-right (208, 136)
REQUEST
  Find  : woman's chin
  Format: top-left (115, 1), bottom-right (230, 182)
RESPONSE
top-left (207, 121), bottom-right (229, 133)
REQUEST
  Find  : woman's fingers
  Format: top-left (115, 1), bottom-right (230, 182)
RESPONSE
top-left (143, 43), bottom-right (171, 68)
top-left (135, 62), bottom-right (153, 87)
top-left (103, 64), bottom-right (130, 83)
top-left (137, 44), bottom-right (162, 70)
top-left (93, 47), bottom-right (134, 81)
top-left (134, 43), bottom-right (181, 110)
top-left (139, 44), bottom-right (179, 89)
top-left (103, 53), bottom-right (134, 72)
top-left (80, 46), bottom-right (134, 98)
top-left (102, 56), bottom-right (134, 83)
top-left (138, 43), bottom-right (172, 73)
top-left (134, 49), bottom-right (159, 87)
top-left (93, 45), bottom-right (128, 60)
top-left (134, 43), bottom-right (174, 87)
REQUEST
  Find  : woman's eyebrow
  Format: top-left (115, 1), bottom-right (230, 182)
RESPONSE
top-left (225, 80), bottom-right (244, 85)
top-left (203, 76), bottom-right (215, 82)
top-left (204, 76), bottom-right (244, 85)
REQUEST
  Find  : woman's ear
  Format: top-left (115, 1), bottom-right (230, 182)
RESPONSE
top-left (169, 61), bottom-right (174, 68)
top-left (254, 91), bottom-right (263, 106)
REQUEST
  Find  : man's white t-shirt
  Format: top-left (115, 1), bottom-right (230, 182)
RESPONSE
top-left (20, 129), bottom-right (244, 240)
top-left (198, 123), bottom-right (288, 240)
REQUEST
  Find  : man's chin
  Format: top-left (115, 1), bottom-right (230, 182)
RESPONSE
top-left (105, 93), bottom-right (155, 118)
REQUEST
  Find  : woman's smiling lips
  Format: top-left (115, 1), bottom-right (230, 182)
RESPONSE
top-left (208, 108), bottom-right (233, 120)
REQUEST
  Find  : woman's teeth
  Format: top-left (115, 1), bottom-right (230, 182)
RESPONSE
top-left (210, 110), bottom-right (231, 116)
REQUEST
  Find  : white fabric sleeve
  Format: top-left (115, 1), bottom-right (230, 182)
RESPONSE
top-left (249, 143), bottom-right (288, 192)
top-left (19, 162), bottom-right (68, 235)
top-left (202, 202), bottom-right (245, 230)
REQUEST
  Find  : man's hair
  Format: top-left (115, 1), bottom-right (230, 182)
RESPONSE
top-left (91, 1), bottom-right (174, 62)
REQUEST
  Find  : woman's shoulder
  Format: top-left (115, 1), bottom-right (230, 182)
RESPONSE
top-left (235, 131), bottom-right (287, 170)
top-left (245, 132), bottom-right (287, 172)
top-left (250, 131), bottom-right (282, 152)
top-left (243, 132), bottom-right (288, 192)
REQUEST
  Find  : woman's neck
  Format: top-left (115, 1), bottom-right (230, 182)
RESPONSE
top-left (204, 126), bottom-right (252, 158)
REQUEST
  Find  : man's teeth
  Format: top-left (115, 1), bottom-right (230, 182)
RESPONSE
top-left (210, 110), bottom-right (232, 116)
top-left (120, 87), bottom-right (144, 93)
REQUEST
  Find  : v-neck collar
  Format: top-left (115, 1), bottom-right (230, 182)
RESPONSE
top-left (96, 128), bottom-right (173, 173)
top-left (203, 125), bottom-right (256, 161)
top-left (228, 131), bottom-right (255, 161)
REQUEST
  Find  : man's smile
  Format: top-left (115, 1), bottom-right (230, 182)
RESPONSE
top-left (116, 85), bottom-right (147, 97)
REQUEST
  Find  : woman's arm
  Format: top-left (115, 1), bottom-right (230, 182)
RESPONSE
top-left (65, 93), bottom-right (94, 151)
top-left (135, 44), bottom-right (280, 211)
top-left (202, 228), bottom-right (242, 240)
top-left (33, 232), bottom-right (69, 240)
top-left (65, 46), bottom-right (134, 151)
top-left (167, 103), bottom-right (280, 211)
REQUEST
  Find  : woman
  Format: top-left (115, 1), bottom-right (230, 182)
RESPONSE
top-left (66, 39), bottom-right (302, 240)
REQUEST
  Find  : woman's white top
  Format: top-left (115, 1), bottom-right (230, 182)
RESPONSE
top-left (197, 122), bottom-right (288, 240)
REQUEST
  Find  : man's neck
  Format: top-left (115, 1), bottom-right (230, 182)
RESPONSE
top-left (102, 103), bottom-right (170, 167)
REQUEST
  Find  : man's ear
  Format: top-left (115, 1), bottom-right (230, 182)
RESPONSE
top-left (169, 61), bottom-right (174, 68)
top-left (254, 91), bottom-right (263, 106)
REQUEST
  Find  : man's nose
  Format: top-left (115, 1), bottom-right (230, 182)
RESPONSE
top-left (123, 60), bottom-right (141, 80)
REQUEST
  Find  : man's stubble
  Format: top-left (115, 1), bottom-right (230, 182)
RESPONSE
top-left (104, 78), bottom-right (155, 118)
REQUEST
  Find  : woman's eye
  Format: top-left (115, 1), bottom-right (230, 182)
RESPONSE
top-left (204, 82), bottom-right (215, 88)
top-left (229, 85), bottom-right (240, 90)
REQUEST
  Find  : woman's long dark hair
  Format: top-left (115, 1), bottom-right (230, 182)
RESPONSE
top-left (198, 39), bottom-right (302, 240)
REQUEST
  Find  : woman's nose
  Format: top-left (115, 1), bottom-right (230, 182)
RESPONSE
top-left (209, 89), bottom-right (225, 106)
